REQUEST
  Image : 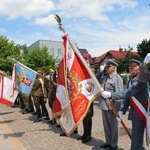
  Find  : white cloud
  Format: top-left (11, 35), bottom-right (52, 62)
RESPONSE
top-left (55, 0), bottom-right (138, 21)
top-left (34, 14), bottom-right (57, 26)
top-left (0, 0), bottom-right (54, 19)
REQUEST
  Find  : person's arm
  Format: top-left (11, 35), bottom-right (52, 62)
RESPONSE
top-left (137, 53), bottom-right (150, 83)
top-left (101, 81), bottom-right (147, 100)
top-left (111, 81), bottom-right (147, 100)
top-left (138, 64), bottom-right (150, 83)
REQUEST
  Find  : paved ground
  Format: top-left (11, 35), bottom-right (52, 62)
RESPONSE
top-left (0, 101), bottom-right (149, 150)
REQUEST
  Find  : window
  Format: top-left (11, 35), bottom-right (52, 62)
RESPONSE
top-left (51, 48), bottom-right (54, 55)
top-left (57, 48), bottom-right (61, 55)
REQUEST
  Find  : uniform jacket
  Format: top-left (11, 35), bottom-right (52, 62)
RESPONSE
top-left (96, 70), bottom-right (124, 111)
top-left (32, 77), bottom-right (44, 97)
top-left (111, 79), bottom-right (149, 120)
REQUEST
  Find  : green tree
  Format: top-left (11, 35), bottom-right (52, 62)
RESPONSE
top-left (0, 35), bottom-right (27, 75)
top-left (0, 35), bottom-right (58, 76)
top-left (24, 46), bottom-right (58, 75)
top-left (137, 38), bottom-right (150, 58)
top-left (116, 46), bottom-right (142, 73)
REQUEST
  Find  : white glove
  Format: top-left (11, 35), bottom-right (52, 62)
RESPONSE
top-left (144, 53), bottom-right (150, 63)
top-left (101, 91), bottom-right (111, 98)
top-left (116, 111), bottom-right (123, 122)
top-left (99, 64), bottom-right (106, 72)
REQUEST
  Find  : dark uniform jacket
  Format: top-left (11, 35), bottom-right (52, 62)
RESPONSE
top-left (46, 80), bottom-right (57, 109)
top-left (111, 81), bottom-right (148, 120)
top-left (32, 78), bottom-right (43, 97)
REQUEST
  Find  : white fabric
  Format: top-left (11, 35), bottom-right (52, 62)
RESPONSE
top-left (144, 53), bottom-right (150, 63)
top-left (116, 111), bottom-right (123, 122)
top-left (101, 91), bottom-right (111, 98)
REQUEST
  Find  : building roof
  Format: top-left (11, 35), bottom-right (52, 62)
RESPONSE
top-left (92, 49), bottom-right (139, 64)
top-left (78, 48), bottom-right (89, 55)
top-left (108, 50), bottom-right (126, 59)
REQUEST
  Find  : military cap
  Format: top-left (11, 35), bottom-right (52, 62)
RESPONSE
top-left (50, 68), bottom-right (55, 73)
top-left (37, 69), bottom-right (44, 75)
top-left (129, 59), bottom-right (141, 66)
top-left (106, 59), bottom-right (118, 67)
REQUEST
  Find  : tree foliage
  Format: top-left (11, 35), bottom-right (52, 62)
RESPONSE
top-left (116, 46), bottom-right (142, 73)
top-left (0, 35), bottom-right (58, 76)
top-left (137, 38), bottom-right (150, 58)
top-left (0, 35), bottom-right (26, 75)
top-left (24, 46), bottom-right (58, 75)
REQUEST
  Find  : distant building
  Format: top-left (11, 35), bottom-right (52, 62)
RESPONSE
top-left (28, 40), bottom-right (91, 63)
top-left (92, 48), bottom-right (139, 65)
top-left (28, 40), bottom-right (63, 62)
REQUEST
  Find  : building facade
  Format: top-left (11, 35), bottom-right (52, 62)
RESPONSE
top-left (28, 40), bottom-right (91, 64)
top-left (28, 40), bottom-right (63, 62)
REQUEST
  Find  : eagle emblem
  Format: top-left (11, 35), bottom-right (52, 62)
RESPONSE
top-left (85, 82), bottom-right (94, 96)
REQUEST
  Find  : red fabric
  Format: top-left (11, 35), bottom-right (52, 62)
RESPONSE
top-left (0, 98), bottom-right (13, 106)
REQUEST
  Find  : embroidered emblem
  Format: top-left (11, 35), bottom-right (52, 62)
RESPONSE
top-left (62, 111), bottom-right (72, 127)
top-left (85, 82), bottom-right (94, 96)
top-left (133, 81), bottom-right (138, 87)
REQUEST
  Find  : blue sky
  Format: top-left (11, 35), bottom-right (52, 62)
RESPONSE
top-left (0, 0), bottom-right (150, 57)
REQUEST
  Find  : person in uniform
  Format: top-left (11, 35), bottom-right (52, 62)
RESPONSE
top-left (47, 68), bottom-right (57, 125)
top-left (101, 58), bottom-right (149, 150)
top-left (32, 70), bottom-right (49, 123)
top-left (96, 59), bottom-right (124, 150)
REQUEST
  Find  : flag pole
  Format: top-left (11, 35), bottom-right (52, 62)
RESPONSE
top-left (55, 14), bottom-right (131, 139)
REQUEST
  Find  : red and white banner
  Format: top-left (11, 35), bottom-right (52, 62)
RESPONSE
top-left (0, 72), bottom-right (19, 106)
top-left (54, 33), bottom-right (100, 136)
top-left (130, 96), bottom-right (150, 146)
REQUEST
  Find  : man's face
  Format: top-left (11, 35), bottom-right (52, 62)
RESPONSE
top-left (105, 64), bottom-right (116, 74)
top-left (128, 63), bottom-right (139, 77)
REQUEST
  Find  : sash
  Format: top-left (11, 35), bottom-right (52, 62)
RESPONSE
top-left (39, 78), bottom-right (47, 98)
top-left (130, 96), bottom-right (150, 146)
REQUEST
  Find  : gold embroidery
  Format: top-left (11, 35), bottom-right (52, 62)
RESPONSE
top-left (67, 70), bottom-right (82, 104)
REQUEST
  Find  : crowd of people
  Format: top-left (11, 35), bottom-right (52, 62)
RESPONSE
top-left (11, 53), bottom-right (150, 150)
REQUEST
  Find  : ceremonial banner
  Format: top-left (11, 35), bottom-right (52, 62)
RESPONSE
top-left (54, 33), bottom-right (100, 136)
top-left (12, 63), bottom-right (37, 96)
top-left (0, 72), bottom-right (18, 106)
